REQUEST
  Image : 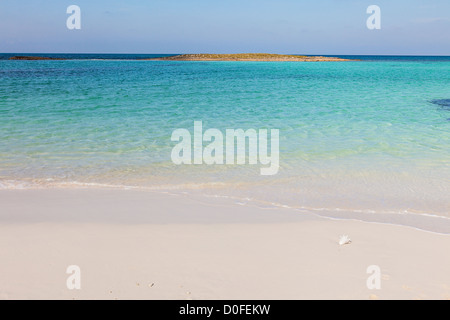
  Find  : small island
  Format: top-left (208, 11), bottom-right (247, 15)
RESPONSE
top-left (9, 56), bottom-right (65, 60)
top-left (8, 53), bottom-right (354, 62)
top-left (146, 53), bottom-right (353, 62)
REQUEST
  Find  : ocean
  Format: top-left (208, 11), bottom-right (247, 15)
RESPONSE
top-left (1, 54), bottom-right (449, 232)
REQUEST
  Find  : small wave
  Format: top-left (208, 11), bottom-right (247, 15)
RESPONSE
top-left (0, 179), bottom-right (34, 190)
top-left (0, 178), bottom-right (228, 191)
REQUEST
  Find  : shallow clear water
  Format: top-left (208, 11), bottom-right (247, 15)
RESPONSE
top-left (1, 56), bottom-right (449, 232)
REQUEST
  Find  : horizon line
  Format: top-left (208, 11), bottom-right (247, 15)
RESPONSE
top-left (1, 52), bottom-right (450, 57)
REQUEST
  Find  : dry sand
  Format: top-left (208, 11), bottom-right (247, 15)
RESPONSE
top-left (0, 189), bottom-right (449, 300)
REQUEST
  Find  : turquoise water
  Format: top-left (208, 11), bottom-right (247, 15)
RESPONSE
top-left (1, 57), bottom-right (449, 231)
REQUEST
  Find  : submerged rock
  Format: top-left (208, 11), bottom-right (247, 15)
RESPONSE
top-left (431, 99), bottom-right (450, 109)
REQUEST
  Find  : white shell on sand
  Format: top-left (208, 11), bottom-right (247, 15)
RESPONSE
top-left (339, 235), bottom-right (352, 246)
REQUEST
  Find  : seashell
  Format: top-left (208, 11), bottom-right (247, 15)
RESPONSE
top-left (339, 235), bottom-right (352, 246)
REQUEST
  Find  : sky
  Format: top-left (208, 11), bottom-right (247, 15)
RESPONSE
top-left (0, 0), bottom-right (449, 55)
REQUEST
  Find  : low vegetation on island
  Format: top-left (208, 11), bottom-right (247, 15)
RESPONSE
top-left (147, 53), bottom-right (353, 62)
top-left (9, 53), bottom-right (354, 62)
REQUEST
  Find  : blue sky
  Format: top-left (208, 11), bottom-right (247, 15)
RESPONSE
top-left (0, 0), bottom-right (449, 54)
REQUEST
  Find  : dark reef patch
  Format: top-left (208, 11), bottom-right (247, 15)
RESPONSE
top-left (9, 56), bottom-right (66, 61)
top-left (431, 100), bottom-right (450, 121)
top-left (431, 99), bottom-right (450, 110)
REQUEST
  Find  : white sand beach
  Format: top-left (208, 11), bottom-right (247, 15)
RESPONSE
top-left (0, 189), bottom-right (449, 300)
